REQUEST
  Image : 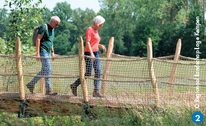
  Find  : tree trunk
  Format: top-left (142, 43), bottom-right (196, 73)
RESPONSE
top-left (203, 0), bottom-right (205, 25)
top-left (171, 0), bottom-right (174, 22)
top-left (186, 0), bottom-right (189, 13)
top-left (203, 0), bottom-right (205, 42)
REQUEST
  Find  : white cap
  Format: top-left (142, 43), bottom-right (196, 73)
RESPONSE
top-left (93, 15), bottom-right (105, 26)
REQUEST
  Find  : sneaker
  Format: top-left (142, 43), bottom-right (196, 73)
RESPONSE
top-left (26, 83), bottom-right (35, 94)
top-left (70, 83), bottom-right (77, 96)
top-left (45, 88), bottom-right (57, 95)
top-left (93, 91), bottom-right (104, 98)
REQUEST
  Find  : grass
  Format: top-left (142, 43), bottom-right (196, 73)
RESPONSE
top-left (0, 105), bottom-right (206, 126)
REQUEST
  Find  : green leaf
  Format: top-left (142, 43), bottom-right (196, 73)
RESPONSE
top-left (9, 2), bottom-right (11, 8)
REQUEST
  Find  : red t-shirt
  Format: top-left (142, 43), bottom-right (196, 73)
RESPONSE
top-left (85, 27), bottom-right (100, 52)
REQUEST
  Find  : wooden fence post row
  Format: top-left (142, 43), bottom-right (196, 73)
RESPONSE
top-left (15, 37), bottom-right (181, 107)
top-left (147, 38), bottom-right (181, 105)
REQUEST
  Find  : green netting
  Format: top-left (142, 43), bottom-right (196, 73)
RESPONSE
top-left (0, 53), bottom-right (206, 107)
top-left (22, 55), bottom-right (79, 95)
top-left (0, 55), bottom-right (19, 93)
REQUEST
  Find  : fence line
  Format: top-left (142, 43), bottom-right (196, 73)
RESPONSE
top-left (0, 37), bottom-right (206, 108)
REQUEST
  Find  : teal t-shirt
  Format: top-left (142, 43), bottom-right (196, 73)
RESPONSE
top-left (38, 23), bottom-right (54, 53)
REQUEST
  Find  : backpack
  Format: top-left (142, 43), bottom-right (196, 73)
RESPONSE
top-left (32, 24), bottom-right (48, 46)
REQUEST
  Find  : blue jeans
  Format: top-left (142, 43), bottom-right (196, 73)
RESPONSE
top-left (29, 52), bottom-right (52, 90)
top-left (73, 51), bottom-right (101, 91)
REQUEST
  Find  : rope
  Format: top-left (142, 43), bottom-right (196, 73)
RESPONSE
top-left (153, 58), bottom-right (206, 65)
top-left (179, 55), bottom-right (206, 61)
top-left (85, 76), bottom-right (151, 83)
top-left (21, 54), bottom-right (79, 59)
top-left (84, 55), bottom-right (147, 61)
top-left (0, 72), bottom-right (17, 76)
top-left (0, 54), bottom-right (15, 57)
top-left (157, 80), bottom-right (206, 87)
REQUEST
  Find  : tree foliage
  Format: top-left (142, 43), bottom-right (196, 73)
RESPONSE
top-left (0, 0), bottom-right (205, 58)
top-left (3, 0), bottom-right (45, 54)
top-left (0, 37), bottom-right (6, 54)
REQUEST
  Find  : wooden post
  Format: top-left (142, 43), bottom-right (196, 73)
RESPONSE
top-left (147, 38), bottom-right (159, 106)
top-left (79, 37), bottom-right (88, 102)
top-left (101, 37), bottom-right (114, 95)
top-left (15, 37), bottom-right (25, 100)
top-left (39, 78), bottom-right (44, 94)
top-left (169, 39), bottom-right (181, 96)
